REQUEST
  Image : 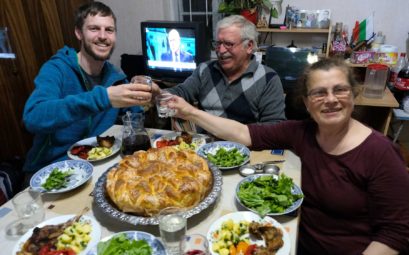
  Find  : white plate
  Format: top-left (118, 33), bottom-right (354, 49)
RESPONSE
top-left (86, 231), bottom-right (167, 255)
top-left (30, 160), bottom-right (93, 193)
top-left (152, 132), bottom-right (208, 151)
top-left (207, 211), bottom-right (291, 255)
top-left (67, 136), bottom-right (120, 162)
top-left (196, 141), bottom-right (250, 170)
top-left (13, 214), bottom-right (101, 255)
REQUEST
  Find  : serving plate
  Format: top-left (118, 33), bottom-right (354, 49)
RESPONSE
top-left (67, 136), bottom-right (121, 162)
top-left (93, 162), bottom-right (223, 225)
top-left (86, 231), bottom-right (167, 255)
top-left (30, 160), bottom-right (93, 193)
top-left (13, 215), bottom-right (101, 255)
top-left (235, 174), bottom-right (303, 216)
top-left (207, 211), bottom-right (290, 255)
top-left (152, 132), bottom-right (208, 151)
top-left (196, 141), bottom-right (250, 170)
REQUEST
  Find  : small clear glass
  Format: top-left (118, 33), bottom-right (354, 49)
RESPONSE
top-left (155, 91), bottom-right (176, 118)
top-left (180, 234), bottom-right (209, 255)
top-left (158, 207), bottom-right (187, 255)
top-left (5, 189), bottom-right (45, 238)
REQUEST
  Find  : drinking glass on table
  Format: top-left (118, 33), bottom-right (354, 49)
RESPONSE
top-left (158, 207), bottom-right (187, 255)
top-left (5, 189), bottom-right (45, 237)
top-left (155, 91), bottom-right (176, 118)
top-left (180, 234), bottom-right (209, 255)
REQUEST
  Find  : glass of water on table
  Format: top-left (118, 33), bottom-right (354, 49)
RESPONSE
top-left (5, 189), bottom-right (45, 237)
top-left (158, 207), bottom-right (187, 255)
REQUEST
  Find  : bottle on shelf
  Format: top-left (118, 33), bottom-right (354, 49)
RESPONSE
top-left (394, 60), bottom-right (409, 109)
top-left (330, 22), bottom-right (346, 57)
top-left (388, 53), bottom-right (407, 90)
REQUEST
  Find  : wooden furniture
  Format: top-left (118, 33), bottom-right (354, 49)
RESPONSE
top-left (257, 27), bottom-right (332, 57)
top-left (354, 86), bottom-right (399, 135)
top-left (0, 126), bottom-right (302, 255)
top-left (0, 0), bottom-right (89, 161)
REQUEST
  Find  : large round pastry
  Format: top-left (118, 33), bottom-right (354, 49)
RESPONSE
top-left (106, 147), bottom-right (213, 217)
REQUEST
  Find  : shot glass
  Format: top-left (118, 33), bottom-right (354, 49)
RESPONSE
top-left (155, 91), bottom-right (176, 118)
top-left (130, 75), bottom-right (152, 89)
top-left (158, 207), bottom-right (187, 255)
top-left (180, 234), bottom-right (209, 255)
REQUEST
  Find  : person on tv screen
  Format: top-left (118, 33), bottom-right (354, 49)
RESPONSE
top-left (22, 1), bottom-right (152, 175)
top-left (154, 15), bottom-right (285, 129)
top-left (166, 57), bottom-right (409, 255)
top-left (161, 29), bottom-right (194, 64)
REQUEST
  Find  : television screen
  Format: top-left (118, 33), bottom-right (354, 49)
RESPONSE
top-left (141, 21), bottom-right (209, 83)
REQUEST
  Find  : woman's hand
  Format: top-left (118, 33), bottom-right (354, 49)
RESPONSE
top-left (167, 95), bottom-right (197, 120)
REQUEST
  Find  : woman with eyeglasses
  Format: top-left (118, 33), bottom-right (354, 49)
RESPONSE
top-left (167, 57), bottom-right (409, 255)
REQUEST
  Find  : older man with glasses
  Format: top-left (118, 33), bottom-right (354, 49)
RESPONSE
top-left (153, 15), bottom-right (286, 132)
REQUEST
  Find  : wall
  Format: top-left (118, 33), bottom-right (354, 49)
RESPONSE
top-left (101, 0), bottom-right (409, 68)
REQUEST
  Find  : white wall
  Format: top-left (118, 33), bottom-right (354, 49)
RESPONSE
top-left (101, 0), bottom-right (409, 68)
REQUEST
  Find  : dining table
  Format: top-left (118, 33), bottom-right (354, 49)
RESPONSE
top-left (0, 125), bottom-right (302, 255)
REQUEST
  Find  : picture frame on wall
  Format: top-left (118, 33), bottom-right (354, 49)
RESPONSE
top-left (268, 8), bottom-right (286, 28)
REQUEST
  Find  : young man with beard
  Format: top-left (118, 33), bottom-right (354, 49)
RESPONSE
top-left (156, 15), bottom-right (285, 130)
top-left (23, 2), bottom-right (152, 173)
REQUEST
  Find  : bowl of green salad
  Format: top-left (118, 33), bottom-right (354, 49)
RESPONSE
top-left (196, 141), bottom-right (250, 170)
top-left (235, 173), bottom-right (304, 216)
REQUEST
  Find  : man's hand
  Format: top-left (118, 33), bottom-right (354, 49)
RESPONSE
top-left (107, 83), bottom-right (152, 108)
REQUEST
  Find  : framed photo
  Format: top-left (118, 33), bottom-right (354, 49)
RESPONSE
top-left (259, 2), bottom-right (286, 28)
top-left (317, 9), bottom-right (331, 29)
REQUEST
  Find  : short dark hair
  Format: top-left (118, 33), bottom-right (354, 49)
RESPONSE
top-left (74, 1), bottom-right (116, 30)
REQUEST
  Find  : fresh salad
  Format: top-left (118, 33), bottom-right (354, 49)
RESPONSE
top-left (237, 174), bottom-right (303, 216)
top-left (97, 233), bottom-right (152, 255)
top-left (206, 148), bottom-right (246, 167)
top-left (41, 168), bottom-right (74, 191)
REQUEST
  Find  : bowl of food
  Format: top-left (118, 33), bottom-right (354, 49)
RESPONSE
top-left (235, 174), bottom-right (303, 216)
top-left (196, 141), bottom-right (250, 170)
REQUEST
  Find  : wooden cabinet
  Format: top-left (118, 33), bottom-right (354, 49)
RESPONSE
top-left (0, 0), bottom-right (89, 161)
top-left (257, 27), bottom-right (332, 57)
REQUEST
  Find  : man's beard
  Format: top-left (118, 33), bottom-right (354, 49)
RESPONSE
top-left (83, 40), bottom-right (115, 61)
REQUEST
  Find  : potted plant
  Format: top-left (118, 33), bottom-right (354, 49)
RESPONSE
top-left (218, 0), bottom-right (275, 24)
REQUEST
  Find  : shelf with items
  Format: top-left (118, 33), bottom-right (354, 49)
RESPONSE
top-left (257, 26), bottom-right (332, 57)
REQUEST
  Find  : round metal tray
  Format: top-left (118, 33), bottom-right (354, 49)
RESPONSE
top-left (93, 162), bottom-right (223, 225)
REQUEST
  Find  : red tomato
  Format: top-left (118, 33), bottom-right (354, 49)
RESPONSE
top-left (156, 140), bottom-right (169, 148)
top-left (244, 244), bottom-right (257, 255)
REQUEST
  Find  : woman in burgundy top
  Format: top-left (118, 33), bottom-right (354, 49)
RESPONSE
top-left (168, 58), bottom-right (409, 255)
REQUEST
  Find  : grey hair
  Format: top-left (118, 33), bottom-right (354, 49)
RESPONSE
top-left (216, 15), bottom-right (258, 52)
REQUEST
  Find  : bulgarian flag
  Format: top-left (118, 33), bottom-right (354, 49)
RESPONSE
top-left (352, 15), bottom-right (374, 44)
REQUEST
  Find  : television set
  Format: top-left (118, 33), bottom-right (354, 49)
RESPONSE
top-left (141, 20), bottom-right (210, 83)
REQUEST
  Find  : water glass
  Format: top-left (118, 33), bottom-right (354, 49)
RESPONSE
top-left (155, 91), bottom-right (176, 118)
top-left (158, 207), bottom-right (187, 255)
top-left (6, 189), bottom-right (45, 237)
top-left (180, 234), bottom-right (209, 255)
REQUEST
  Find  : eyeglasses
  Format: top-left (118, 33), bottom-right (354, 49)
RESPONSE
top-left (211, 39), bottom-right (247, 50)
top-left (307, 85), bottom-right (352, 103)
